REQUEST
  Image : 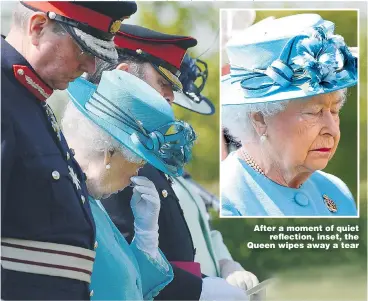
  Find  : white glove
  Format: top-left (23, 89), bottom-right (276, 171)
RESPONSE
top-left (200, 277), bottom-right (249, 301)
top-left (219, 259), bottom-right (259, 291)
top-left (130, 176), bottom-right (161, 257)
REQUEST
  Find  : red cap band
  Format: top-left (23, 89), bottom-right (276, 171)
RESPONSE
top-left (23, 1), bottom-right (116, 33)
top-left (114, 34), bottom-right (187, 69)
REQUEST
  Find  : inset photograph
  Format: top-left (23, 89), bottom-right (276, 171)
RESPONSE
top-left (220, 10), bottom-right (358, 217)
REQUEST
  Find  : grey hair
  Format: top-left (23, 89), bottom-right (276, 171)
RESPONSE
top-left (12, 3), bottom-right (33, 32)
top-left (223, 88), bottom-right (347, 143)
top-left (85, 50), bottom-right (147, 84)
top-left (61, 101), bottom-right (143, 164)
top-left (12, 2), bottom-right (64, 34)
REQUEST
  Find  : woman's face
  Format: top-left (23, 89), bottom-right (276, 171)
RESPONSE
top-left (88, 150), bottom-right (145, 199)
top-left (265, 91), bottom-right (344, 173)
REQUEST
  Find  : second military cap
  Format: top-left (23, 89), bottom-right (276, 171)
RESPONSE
top-left (114, 24), bottom-right (197, 91)
top-left (21, 1), bottom-right (137, 63)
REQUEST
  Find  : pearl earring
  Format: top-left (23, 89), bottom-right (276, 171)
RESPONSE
top-left (260, 134), bottom-right (267, 142)
top-left (105, 163), bottom-right (111, 170)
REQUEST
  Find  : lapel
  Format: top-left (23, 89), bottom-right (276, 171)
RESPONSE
top-left (175, 177), bottom-right (220, 276)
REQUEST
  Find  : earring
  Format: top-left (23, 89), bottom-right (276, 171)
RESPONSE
top-left (260, 134), bottom-right (267, 142)
top-left (105, 163), bottom-right (111, 170)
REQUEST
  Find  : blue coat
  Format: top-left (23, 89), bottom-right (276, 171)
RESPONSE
top-left (1, 38), bottom-right (95, 299)
top-left (102, 164), bottom-right (203, 300)
top-left (221, 153), bottom-right (357, 217)
top-left (89, 198), bottom-right (173, 300)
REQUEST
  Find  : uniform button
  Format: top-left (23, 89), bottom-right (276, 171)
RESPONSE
top-left (94, 241), bottom-right (98, 249)
top-left (17, 68), bottom-right (24, 76)
top-left (81, 195), bottom-right (85, 204)
top-left (70, 148), bottom-right (75, 156)
top-left (48, 11), bottom-right (57, 19)
top-left (90, 290), bottom-right (94, 297)
top-left (66, 152), bottom-right (70, 160)
top-left (52, 171), bottom-right (60, 180)
top-left (162, 190), bottom-right (168, 198)
top-left (294, 192), bottom-right (309, 206)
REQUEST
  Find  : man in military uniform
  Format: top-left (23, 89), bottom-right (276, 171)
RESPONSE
top-left (1, 2), bottom-right (136, 299)
top-left (85, 25), bottom-right (248, 300)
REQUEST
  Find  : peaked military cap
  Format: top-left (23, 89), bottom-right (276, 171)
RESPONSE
top-left (21, 1), bottom-right (137, 63)
top-left (114, 24), bottom-right (197, 91)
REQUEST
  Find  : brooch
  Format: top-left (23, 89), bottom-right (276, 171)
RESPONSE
top-left (323, 194), bottom-right (337, 213)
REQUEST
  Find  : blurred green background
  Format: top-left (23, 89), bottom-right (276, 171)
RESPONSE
top-left (133, 2), bottom-right (221, 192)
top-left (135, 4), bottom-right (367, 300)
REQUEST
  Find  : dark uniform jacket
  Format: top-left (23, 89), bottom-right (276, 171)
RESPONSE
top-left (102, 164), bottom-right (203, 300)
top-left (1, 38), bottom-right (95, 300)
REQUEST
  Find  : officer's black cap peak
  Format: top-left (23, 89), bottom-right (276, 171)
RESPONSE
top-left (119, 24), bottom-right (197, 49)
top-left (21, 1), bottom-right (137, 63)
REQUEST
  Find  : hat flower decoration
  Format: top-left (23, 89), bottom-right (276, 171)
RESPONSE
top-left (153, 120), bottom-right (197, 168)
top-left (292, 25), bottom-right (357, 92)
top-left (223, 14), bottom-right (358, 105)
top-left (67, 70), bottom-right (196, 177)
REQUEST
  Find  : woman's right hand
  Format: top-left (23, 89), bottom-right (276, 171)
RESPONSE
top-left (130, 176), bottom-right (161, 258)
top-left (130, 176), bottom-right (161, 233)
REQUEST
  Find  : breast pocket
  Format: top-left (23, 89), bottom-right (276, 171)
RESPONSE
top-left (17, 153), bottom-right (89, 237)
top-left (158, 195), bottom-right (195, 261)
top-left (49, 159), bottom-right (90, 231)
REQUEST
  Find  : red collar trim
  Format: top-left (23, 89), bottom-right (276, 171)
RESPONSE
top-left (13, 65), bottom-right (53, 102)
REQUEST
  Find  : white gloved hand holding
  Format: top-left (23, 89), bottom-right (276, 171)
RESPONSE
top-left (219, 259), bottom-right (259, 291)
top-left (200, 277), bottom-right (249, 301)
top-left (130, 176), bottom-right (161, 258)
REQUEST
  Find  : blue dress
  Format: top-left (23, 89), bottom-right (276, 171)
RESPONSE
top-left (89, 197), bottom-right (173, 300)
top-left (221, 152), bottom-right (357, 217)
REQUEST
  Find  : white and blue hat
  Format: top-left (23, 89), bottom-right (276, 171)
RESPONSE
top-left (174, 53), bottom-right (215, 115)
top-left (67, 70), bottom-right (196, 177)
top-left (222, 14), bottom-right (357, 105)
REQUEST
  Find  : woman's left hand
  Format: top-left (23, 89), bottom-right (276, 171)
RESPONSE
top-left (219, 259), bottom-right (259, 291)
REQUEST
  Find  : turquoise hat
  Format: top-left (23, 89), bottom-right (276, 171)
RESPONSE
top-left (222, 14), bottom-right (357, 105)
top-left (67, 70), bottom-right (196, 177)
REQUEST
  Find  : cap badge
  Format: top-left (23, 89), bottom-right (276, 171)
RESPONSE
top-left (158, 66), bottom-right (183, 91)
top-left (109, 20), bottom-right (121, 34)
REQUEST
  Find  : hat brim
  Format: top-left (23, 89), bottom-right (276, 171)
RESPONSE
top-left (67, 78), bottom-right (182, 177)
top-left (63, 25), bottom-right (118, 63)
top-left (174, 91), bottom-right (215, 115)
top-left (221, 72), bottom-right (357, 106)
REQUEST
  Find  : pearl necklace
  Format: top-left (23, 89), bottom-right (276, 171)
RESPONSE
top-left (239, 149), bottom-right (303, 188)
top-left (239, 148), bottom-right (265, 175)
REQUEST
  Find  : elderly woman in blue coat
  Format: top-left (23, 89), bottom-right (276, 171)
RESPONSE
top-left (61, 69), bottom-right (196, 299)
top-left (221, 14), bottom-right (357, 217)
